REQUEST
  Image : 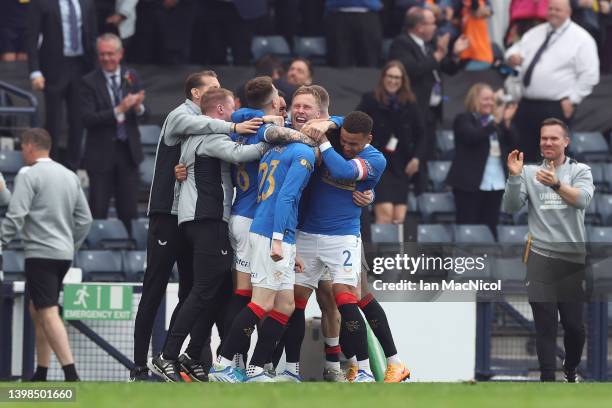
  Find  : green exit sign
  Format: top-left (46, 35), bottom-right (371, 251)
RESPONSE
top-left (63, 284), bottom-right (133, 320)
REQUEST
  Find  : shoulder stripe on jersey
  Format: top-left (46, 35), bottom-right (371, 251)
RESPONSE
top-left (351, 158), bottom-right (368, 181)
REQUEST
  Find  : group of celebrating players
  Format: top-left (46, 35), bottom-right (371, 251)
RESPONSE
top-left (132, 70), bottom-right (411, 384)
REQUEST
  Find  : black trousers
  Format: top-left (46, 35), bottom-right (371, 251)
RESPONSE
top-left (43, 56), bottom-right (87, 170)
top-left (133, 214), bottom-right (193, 367)
top-left (87, 141), bottom-right (139, 233)
top-left (326, 11), bottom-right (382, 67)
top-left (453, 188), bottom-right (504, 238)
top-left (163, 219), bottom-right (233, 360)
top-left (526, 251), bottom-right (586, 380)
top-left (513, 98), bottom-right (569, 164)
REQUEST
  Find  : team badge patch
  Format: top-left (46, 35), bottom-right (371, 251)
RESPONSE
top-left (300, 158), bottom-right (313, 172)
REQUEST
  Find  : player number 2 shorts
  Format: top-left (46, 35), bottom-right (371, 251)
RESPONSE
top-left (295, 231), bottom-right (361, 289)
top-left (229, 214), bottom-right (253, 274)
top-left (249, 232), bottom-right (296, 291)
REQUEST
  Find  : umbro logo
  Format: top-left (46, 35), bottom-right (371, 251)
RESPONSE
top-left (158, 240), bottom-right (168, 246)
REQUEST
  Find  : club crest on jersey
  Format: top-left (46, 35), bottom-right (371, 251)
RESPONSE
top-left (300, 158), bottom-right (313, 172)
top-left (344, 320), bottom-right (361, 333)
top-left (243, 327), bottom-right (254, 337)
top-left (321, 166), bottom-right (356, 191)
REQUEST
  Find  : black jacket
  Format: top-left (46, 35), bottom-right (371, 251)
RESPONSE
top-left (80, 67), bottom-right (145, 172)
top-left (388, 32), bottom-right (461, 121)
top-left (356, 91), bottom-right (425, 178)
top-left (446, 112), bottom-right (518, 192)
top-left (26, 0), bottom-right (97, 81)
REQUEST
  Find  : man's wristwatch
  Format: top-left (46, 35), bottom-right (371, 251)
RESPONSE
top-left (551, 181), bottom-right (561, 191)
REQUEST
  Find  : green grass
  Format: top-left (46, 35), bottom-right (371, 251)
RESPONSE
top-left (2, 382), bottom-right (610, 408)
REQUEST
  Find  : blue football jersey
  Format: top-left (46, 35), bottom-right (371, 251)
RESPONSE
top-left (250, 143), bottom-right (315, 244)
top-left (299, 144), bottom-right (386, 236)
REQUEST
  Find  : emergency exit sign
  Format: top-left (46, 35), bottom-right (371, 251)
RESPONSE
top-left (63, 284), bottom-right (133, 320)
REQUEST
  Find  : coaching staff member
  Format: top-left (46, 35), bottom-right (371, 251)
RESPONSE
top-left (0, 128), bottom-right (92, 382)
top-left (502, 118), bottom-right (594, 382)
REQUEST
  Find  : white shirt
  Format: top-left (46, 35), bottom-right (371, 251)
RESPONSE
top-left (102, 66), bottom-right (145, 123)
top-left (59, 0), bottom-right (84, 57)
top-left (505, 19), bottom-right (599, 104)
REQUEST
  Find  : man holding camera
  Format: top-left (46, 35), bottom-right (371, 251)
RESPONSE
top-left (505, 0), bottom-right (599, 163)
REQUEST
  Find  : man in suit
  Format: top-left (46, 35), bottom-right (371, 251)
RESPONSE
top-left (388, 6), bottom-right (468, 191)
top-left (26, 0), bottom-right (98, 170)
top-left (80, 33), bottom-right (145, 233)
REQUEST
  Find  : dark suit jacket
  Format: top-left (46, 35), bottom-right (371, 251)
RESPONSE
top-left (356, 91), bottom-right (425, 178)
top-left (388, 32), bottom-right (461, 121)
top-left (446, 112), bottom-right (518, 192)
top-left (80, 67), bottom-right (145, 173)
top-left (26, 0), bottom-right (97, 82)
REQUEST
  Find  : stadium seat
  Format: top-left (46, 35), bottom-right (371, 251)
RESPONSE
top-left (86, 219), bottom-right (135, 249)
top-left (436, 129), bottom-right (455, 160)
top-left (251, 36), bottom-right (291, 61)
top-left (2, 250), bottom-right (25, 281)
top-left (4, 230), bottom-right (24, 250)
top-left (588, 162), bottom-right (606, 191)
top-left (453, 224), bottom-right (495, 243)
top-left (139, 124), bottom-right (161, 155)
top-left (603, 163), bottom-right (612, 192)
top-left (497, 225), bottom-right (529, 244)
top-left (76, 250), bottom-right (124, 282)
top-left (492, 257), bottom-right (526, 286)
top-left (123, 250), bottom-right (146, 282)
top-left (588, 226), bottom-right (612, 243)
top-left (596, 194), bottom-right (612, 225)
top-left (417, 192), bottom-right (455, 223)
top-left (294, 37), bottom-right (326, 63)
top-left (417, 224), bottom-right (453, 243)
top-left (585, 197), bottom-right (600, 225)
top-left (0, 150), bottom-right (24, 182)
top-left (371, 224), bottom-right (402, 243)
top-left (139, 154), bottom-right (155, 189)
top-left (407, 191), bottom-right (418, 212)
top-left (427, 161), bottom-right (451, 191)
top-left (569, 132), bottom-right (609, 162)
top-left (131, 218), bottom-right (149, 250)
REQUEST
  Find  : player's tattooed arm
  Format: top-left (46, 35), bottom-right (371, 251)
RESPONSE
top-left (264, 125), bottom-right (317, 147)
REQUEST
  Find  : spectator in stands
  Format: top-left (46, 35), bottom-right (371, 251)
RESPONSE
top-left (0, 0), bottom-right (29, 62)
top-left (571, 0), bottom-right (611, 48)
top-left (388, 6), bottom-right (468, 192)
top-left (26, 0), bottom-right (98, 171)
top-left (459, 0), bottom-right (494, 70)
top-left (103, 0), bottom-right (140, 49)
top-left (505, 0), bottom-right (549, 47)
top-left (80, 33), bottom-right (145, 234)
top-left (235, 55), bottom-right (286, 108)
top-left (505, 0), bottom-right (600, 163)
top-left (191, 0), bottom-right (267, 65)
top-left (356, 60), bottom-right (425, 224)
top-left (0, 128), bottom-right (92, 382)
top-left (388, 1), bottom-right (459, 40)
top-left (446, 83), bottom-right (518, 236)
top-left (278, 57), bottom-right (313, 105)
top-left (325, 0), bottom-right (384, 67)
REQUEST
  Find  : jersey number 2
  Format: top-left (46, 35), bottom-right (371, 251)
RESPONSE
top-left (257, 160), bottom-right (280, 202)
top-left (342, 250), bottom-right (352, 267)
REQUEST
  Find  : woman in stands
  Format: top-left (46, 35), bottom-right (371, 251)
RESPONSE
top-left (446, 83), bottom-right (518, 237)
top-left (356, 60), bottom-right (425, 225)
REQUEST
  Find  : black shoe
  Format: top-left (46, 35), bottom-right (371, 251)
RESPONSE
top-left (563, 367), bottom-right (579, 383)
top-left (148, 354), bottom-right (181, 382)
top-left (129, 366), bottom-right (149, 382)
top-left (178, 354), bottom-right (208, 382)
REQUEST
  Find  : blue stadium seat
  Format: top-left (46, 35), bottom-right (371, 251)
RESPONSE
top-left (596, 194), bottom-right (612, 225)
top-left (417, 192), bottom-right (455, 223)
top-left (585, 197), bottom-right (600, 224)
top-left (77, 250), bottom-right (124, 282)
top-left (436, 129), bottom-right (455, 160)
top-left (453, 224), bottom-right (495, 243)
top-left (371, 224), bottom-right (402, 243)
top-left (251, 36), bottom-right (291, 61)
top-left (139, 124), bottom-right (160, 155)
top-left (87, 219), bottom-right (134, 249)
top-left (131, 218), bottom-right (149, 250)
top-left (417, 224), bottom-right (453, 243)
top-left (427, 161), bottom-right (451, 191)
top-left (588, 162), bottom-right (605, 190)
top-left (407, 191), bottom-right (418, 212)
top-left (0, 150), bottom-right (24, 182)
top-left (497, 225), bottom-right (529, 244)
top-left (139, 154), bottom-right (155, 189)
top-left (294, 37), bottom-right (326, 63)
top-left (603, 163), bottom-right (612, 191)
top-left (123, 250), bottom-right (146, 282)
top-left (2, 250), bottom-right (25, 281)
top-left (5, 230), bottom-right (24, 250)
top-left (569, 132), bottom-right (609, 162)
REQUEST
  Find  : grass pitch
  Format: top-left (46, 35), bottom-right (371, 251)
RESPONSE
top-left (3, 382), bottom-right (610, 408)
